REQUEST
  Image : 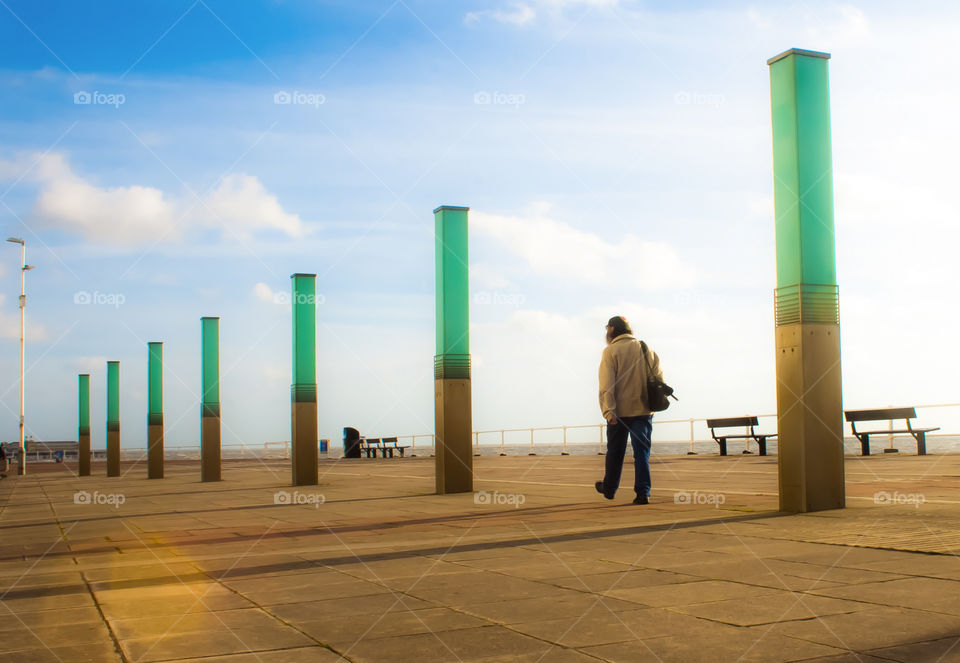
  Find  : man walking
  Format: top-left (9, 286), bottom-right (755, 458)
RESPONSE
top-left (596, 315), bottom-right (663, 505)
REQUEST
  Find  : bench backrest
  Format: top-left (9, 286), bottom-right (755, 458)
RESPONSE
top-left (844, 407), bottom-right (916, 422)
top-left (382, 437), bottom-right (398, 444)
top-left (25, 441), bottom-right (78, 452)
top-left (706, 416), bottom-right (759, 429)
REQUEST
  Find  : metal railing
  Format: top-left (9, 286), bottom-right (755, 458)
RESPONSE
top-left (8, 403), bottom-right (957, 462)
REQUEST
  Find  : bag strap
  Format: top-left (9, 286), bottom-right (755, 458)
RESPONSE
top-left (639, 340), bottom-right (653, 375)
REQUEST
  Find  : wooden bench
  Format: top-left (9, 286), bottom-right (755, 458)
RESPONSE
top-left (359, 437), bottom-right (410, 458)
top-left (844, 407), bottom-right (939, 455)
top-left (380, 436), bottom-right (410, 458)
top-left (706, 416), bottom-right (776, 456)
top-left (359, 437), bottom-right (381, 458)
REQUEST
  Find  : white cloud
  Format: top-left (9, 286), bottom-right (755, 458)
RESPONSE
top-left (68, 356), bottom-right (108, 374)
top-left (252, 282), bottom-right (277, 303)
top-left (470, 262), bottom-right (514, 289)
top-left (252, 282), bottom-right (292, 312)
top-left (0, 293), bottom-right (48, 341)
top-left (466, 0), bottom-right (616, 26)
top-left (201, 174), bottom-right (303, 240)
top-left (0, 152), bottom-right (303, 245)
top-left (472, 203), bottom-right (696, 289)
top-left (34, 163), bottom-right (179, 243)
top-left (467, 3), bottom-right (537, 26)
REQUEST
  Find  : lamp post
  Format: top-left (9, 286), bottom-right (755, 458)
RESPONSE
top-left (6, 237), bottom-right (33, 476)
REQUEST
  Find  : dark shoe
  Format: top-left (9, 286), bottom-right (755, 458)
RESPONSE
top-left (632, 495), bottom-right (649, 505)
top-left (595, 481), bottom-right (614, 500)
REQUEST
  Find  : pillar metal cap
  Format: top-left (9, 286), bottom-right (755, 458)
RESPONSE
top-left (107, 360), bottom-right (119, 365)
top-left (201, 316), bottom-right (220, 320)
top-left (433, 205), bottom-right (470, 214)
top-left (290, 273), bottom-right (317, 278)
top-left (79, 373), bottom-right (90, 377)
top-left (148, 341), bottom-right (163, 345)
top-left (767, 48), bottom-right (831, 66)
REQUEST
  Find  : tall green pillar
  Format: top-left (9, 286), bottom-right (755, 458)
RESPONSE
top-left (201, 317), bottom-right (222, 482)
top-left (434, 205), bottom-right (473, 494)
top-left (106, 360), bottom-right (120, 477)
top-left (768, 48), bottom-right (845, 512)
top-left (147, 342), bottom-right (164, 479)
top-left (78, 374), bottom-right (91, 476)
top-left (291, 274), bottom-right (318, 486)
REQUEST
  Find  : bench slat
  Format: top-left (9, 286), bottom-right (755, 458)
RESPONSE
top-left (707, 417), bottom-right (759, 428)
top-left (845, 407), bottom-right (917, 422)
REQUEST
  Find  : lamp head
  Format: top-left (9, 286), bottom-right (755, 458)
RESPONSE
top-left (6, 237), bottom-right (24, 245)
top-left (24, 265), bottom-right (35, 271)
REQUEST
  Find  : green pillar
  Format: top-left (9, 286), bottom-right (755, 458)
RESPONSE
top-left (768, 48), bottom-right (845, 512)
top-left (147, 342), bottom-right (164, 479)
top-left (201, 317), bottom-right (222, 482)
top-left (78, 374), bottom-right (91, 476)
top-left (434, 205), bottom-right (473, 494)
top-left (106, 360), bottom-right (120, 477)
top-left (291, 274), bottom-right (318, 486)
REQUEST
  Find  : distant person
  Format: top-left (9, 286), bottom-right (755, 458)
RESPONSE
top-left (595, 315), bottom-right (663, 505)
top-left (55, 449), bottom-right (64, 463)
top-left (0, 445), bottom-right (7, 478)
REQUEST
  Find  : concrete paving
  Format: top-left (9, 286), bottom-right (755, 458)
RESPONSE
top-left (1, 452), bottom-right (959, 662)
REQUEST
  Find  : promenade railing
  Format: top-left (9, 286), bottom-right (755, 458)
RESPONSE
top-left (10, 402), bottom-right (957, 462)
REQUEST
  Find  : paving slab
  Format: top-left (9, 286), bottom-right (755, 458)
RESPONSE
top-left (4, 454), bottom-right (960, 662)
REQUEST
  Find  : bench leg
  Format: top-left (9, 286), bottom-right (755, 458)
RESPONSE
top-left (386, 448), bottom-right (394, 458)
top-left (860, 435), bottom-right (870, 456)
top-left (757, 438), bottom-right (767, 456)
top-left (916, 432), bottom-right (926, 456)
top-left (398, 449), bottom-right (405, 458)
top-left (718, 440), bottom-right (727, 456)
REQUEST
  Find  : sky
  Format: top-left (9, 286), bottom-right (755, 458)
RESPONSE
top-left (1, 0), bottom-right (959, 451)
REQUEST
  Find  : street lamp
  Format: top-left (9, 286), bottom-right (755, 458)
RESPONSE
top-left (6, 237), bottom-right (33, 476)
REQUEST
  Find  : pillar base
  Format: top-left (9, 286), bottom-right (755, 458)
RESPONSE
top-left (78, 432), bottom-right (91, 477)
top-left (291, 400), bottom-right (318, 486)
top-left (435, 378), bottom-right (473, 494)
top-left (776, 323), bottom-right (845, 512)
top-left (148, 423), bottom-right (164, 479)
top-left (107, 428), bottom-right (120, 477)
top-left (201, 415), bottom-right (222, 482)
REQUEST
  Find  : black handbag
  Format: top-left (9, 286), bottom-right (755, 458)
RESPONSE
top-left (640, 341), bottom-right (677, 412)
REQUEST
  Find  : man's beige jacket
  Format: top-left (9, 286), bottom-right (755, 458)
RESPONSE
top-left (598, 334), bottom-right (663, 421)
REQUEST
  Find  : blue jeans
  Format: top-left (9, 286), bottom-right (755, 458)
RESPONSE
top-left (602, 415), bottom-right (653, 498)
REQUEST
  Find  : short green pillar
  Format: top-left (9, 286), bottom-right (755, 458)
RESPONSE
top-left (434, 205), bottom-right (473, 494)
top-left (291, 274), bottom-right (318, 486)
top-left (147, 342), bottom-right (164, 479)
top-left (201, 317), bottom-right (222, 482)
top-left (106, 360), bottom-right (120, 477)
top-left (78, 374), bottom-right (91, 476)
top-left (768, 48), bottom-right (845, 512)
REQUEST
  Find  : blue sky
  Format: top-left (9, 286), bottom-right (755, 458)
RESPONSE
top-left (2, 0), bottom-right (959, 450)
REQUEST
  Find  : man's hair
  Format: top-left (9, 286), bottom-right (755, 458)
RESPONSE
top-left (607, 315), bottom-right (632, 338)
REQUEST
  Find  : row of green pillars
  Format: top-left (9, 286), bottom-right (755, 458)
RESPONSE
top-left (71, 211), bottom-right (471, 495)
top-left (75, 320), bottom-right (221, 482)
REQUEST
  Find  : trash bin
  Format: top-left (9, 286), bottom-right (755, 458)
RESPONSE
top-left (342, 427), bottom-right (361, 458)
top-left (319, 439), bottom-right (329, 454)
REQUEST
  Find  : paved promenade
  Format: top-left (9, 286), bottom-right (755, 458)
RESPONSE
top-left (2, 453), bottom-right (959, 662)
